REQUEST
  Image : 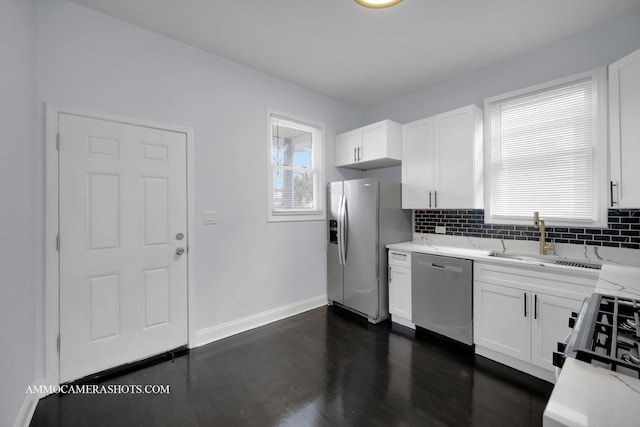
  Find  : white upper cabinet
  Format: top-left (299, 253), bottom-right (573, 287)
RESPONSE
top-left (335, 120), bottom-right (402, 170)
top-left (402, 117), bottom-right (434, 208)
top-left (402, 105), bottom-right (483, 209)
top-left (610, 48), bottom-right (640, 208)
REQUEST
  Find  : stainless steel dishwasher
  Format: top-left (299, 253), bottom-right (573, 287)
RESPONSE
top-left (412, 253), bottom-right (473, 345)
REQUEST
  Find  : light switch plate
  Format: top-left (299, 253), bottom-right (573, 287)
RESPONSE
top-left (202, 211), bottom-right (216, 225)
top-left (435, 226), bottom-right (446, 234)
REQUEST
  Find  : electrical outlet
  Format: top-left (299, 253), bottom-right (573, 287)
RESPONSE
top-left (202, 211), bottom-right (216, 225)
top-left (435, 226), bottom-right (446, 234)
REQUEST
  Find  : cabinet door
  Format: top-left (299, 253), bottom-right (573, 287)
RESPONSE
top-left (434, 106), bottom-right (480, 209)
top-left (335, 131), bottom-right (361, 167)
top-left (610, 48), bottom-right (640, 208)
top-left (531, 293), bottom-right (583, 372)
top-left (389, 265), bottom-right (411, 320)
top-left (402, 118), bottom-right (434, 209)
top-left (361, 123), bottom-right (386, 162)
top-left (474, 282), bottom-right (531, 362)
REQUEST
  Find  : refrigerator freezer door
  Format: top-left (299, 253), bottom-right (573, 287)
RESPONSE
top-left (343, 178), bottom-right (379, 318)
top-left (327, 182), bottom-right (344, 304)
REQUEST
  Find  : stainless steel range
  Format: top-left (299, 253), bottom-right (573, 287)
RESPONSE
top-left (554, 293), bottom-right (640, 379)
top-left (544, 265), bottom-right (640, 427)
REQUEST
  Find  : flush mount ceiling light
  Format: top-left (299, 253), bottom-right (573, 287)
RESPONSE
top-left (354, 0), bottom-right (404, 9)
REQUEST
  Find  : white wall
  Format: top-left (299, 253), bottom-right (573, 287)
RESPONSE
top-left (366, 8), bottom-right (640, 127)
top-left (34, 0), bottom-right (364, 377)
top-left (0, 0), bottom-right (37, 425)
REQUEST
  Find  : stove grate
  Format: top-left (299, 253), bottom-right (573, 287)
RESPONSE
top-left (573, 295), bottom-right (640, 379)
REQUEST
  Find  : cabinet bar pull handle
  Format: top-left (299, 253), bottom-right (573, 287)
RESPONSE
top-left (610, 181), bottom-right (618, 207)
top-left (534, 294), bottom-right (538, 320)
top-left (524, 293), bottom-right (528, 318)
top-left (354, 147), bottom-right (357, 163)
top-left (429, 191), bottom-right (432, 208)
top-left (357, 146), bottom-right (361, 162)
top-left (434, 190), bottom-right (438, 208)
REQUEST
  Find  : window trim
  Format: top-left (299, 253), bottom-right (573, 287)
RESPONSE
top-left (266, 109), bottom-right (326, 222)
top-left (483, 67), bottom-right (608, 227)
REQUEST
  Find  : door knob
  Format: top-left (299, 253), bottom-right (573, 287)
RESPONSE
top-left (175, 247), bottom-right (185, 256)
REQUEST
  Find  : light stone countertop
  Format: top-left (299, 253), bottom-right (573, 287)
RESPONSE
top-left (594, 263), bottom-right (640, 299)
top-left (543, 358), bottom-right (640, 427)
top-left (388, 233), bottom-right (640, 267)
top-left (386, 240), bottom-right (601, 277)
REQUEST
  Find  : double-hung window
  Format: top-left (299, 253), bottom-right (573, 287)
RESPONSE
top-left (267, 111), bottom-right (325, 222)
top-left (484, 68), bottom-right (607, 227)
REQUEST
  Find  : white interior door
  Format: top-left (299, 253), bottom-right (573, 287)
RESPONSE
top-left (58, 113), bottom-right (188, 383)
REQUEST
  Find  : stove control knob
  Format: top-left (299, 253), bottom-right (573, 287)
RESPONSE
top-left (553, 352), bottom-right (566, 368)
top-left (557, 342), bottom-right (567, 352)
top-left (568, 317), bottom-right (576, 328)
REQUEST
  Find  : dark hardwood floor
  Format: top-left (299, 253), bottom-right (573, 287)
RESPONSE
top-left (31, 306), bottom-right (552, 426)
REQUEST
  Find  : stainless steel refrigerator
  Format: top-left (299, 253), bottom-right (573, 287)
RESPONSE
top-left (327, 179), bottom-right (411, 323)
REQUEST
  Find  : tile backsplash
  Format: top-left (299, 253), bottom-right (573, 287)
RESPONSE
top-left (414, 209), bottom-right (640, 250)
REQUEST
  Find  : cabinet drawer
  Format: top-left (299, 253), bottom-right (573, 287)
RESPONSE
top-left (474, 262), bottom-right (597, 297)
top-left (388, 250), bottom-right (411, 268)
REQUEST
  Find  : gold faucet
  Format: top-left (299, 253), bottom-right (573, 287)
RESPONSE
top-left (533, 212), bottom-right (554, 255)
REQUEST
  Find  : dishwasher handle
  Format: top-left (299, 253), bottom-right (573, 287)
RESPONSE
top-left (424, 262), bottom-right (464, 274)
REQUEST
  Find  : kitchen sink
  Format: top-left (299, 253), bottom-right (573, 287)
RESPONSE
top-left (489, 252), bottom-right (553, 262)
top-left (488, 252), bottom-right (601, 270)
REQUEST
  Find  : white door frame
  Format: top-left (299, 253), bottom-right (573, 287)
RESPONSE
top-left (45, 104), bottom-right (196, 386)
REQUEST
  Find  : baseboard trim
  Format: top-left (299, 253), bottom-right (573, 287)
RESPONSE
top-left (14, 379), bottom-right (44, 427)
top-left (475, 345), bottom-right (556, 384)
top-left (390, 314), bottom-right (415, 330)
top-left (195, 294), bottom-right (327, 348)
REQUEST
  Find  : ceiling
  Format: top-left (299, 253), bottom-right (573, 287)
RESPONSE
top-left (70, 0), bottom-right (640, 109)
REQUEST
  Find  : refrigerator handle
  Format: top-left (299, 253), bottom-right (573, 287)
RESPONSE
top-left (340, 195), bottom-right (348, 265)
top-left (337, 194), bottom-right (344, 265)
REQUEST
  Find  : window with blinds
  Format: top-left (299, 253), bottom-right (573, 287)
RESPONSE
top-left (484, 69), bottom-right (607, 226)
top-left (267, 112), bottom-right (324, 222)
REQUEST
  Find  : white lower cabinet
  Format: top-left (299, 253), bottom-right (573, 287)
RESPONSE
top-left (531, 293), bottom-right (583, 372)
top-left (388, 250), bottom-right (414, 329)
top-left (474, 282), bottom-right (531, 362)
top-left (473, 262), bottom-right (596, 382)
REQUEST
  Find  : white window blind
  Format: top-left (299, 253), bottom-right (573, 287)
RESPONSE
top-left (487, 76), bottom-right (600, 224)
top-left (267, 112), bottom-right (324, 221)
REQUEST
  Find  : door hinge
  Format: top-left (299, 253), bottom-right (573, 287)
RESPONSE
top-left (56, 234), bottom-right (60, 251)
top-left (56, 133), bottom-right (60, 151)
top-left (57, 335), bottom-right (60, 352)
